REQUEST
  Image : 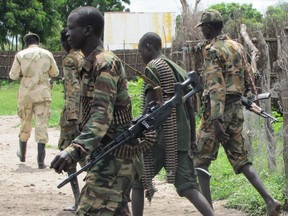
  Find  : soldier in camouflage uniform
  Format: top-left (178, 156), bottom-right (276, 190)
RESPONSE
top-left (58, 28), bottom-right (84, 212)
top-left (9, 32), bottom-right (59, 169)
top-left (131, 32), bottom-right (214, 216)
top-left (50, 6), bottom-right (141, 216)
top-left (194, 9), bottom-right (281, 215)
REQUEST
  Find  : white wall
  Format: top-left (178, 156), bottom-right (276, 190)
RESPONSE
top-left (104, 12), bottom-right (175, 50)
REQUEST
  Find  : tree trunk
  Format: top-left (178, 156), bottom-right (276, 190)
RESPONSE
top-left (193, 0), bottom-right (201, 14)
top-left (16, 35), bottom-right (18, 51)
top-left (274, 28), bottom-right (288, 207)
top-left (256, 31), bottom-right (277, 171)
top-left (180, 0), bottom-right (189, 15)
top-left (240, 24), bottom-right (260, 75)
top-left (239, 24), bottom-right (261, 158)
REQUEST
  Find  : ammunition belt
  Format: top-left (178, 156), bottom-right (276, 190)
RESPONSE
top-left (112, 130), bottom-right (156, 159)
top-left (140, 79), bottom-right (156, 201)
top-left (142, 148), bottom-right (157, 203)
top-left (156, 59), bottom-right (178, 184)
top-left (112, 104), bottom-right (132, 125)
top-left (141, 59), bottom-right (178, 203)
top-left (79, 96), bottom-right (92, 130)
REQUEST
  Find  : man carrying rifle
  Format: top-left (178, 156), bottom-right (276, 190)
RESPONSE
top-left (50, 6), bottom-right (141, 215)
top-left (194, 9), bottom-right (281, 216)
top-left (131, 32), bottom-right (214, 216)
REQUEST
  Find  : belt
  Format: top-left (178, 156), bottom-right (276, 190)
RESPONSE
top-left (203, 94), bottom-right (241, 109)
top-left (225, 94), bottom-right (241, 105)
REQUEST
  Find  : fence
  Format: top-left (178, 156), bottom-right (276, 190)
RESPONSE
top-left (0, 38), bottom-right (277, 80)
top-left (0, 49), bottom-right (146, 80)
top-left (0, 39), bottom-right (280, 113)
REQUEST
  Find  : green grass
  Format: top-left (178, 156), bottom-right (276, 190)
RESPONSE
top-left (0, 80), bottom-right (65, 127)
top-left (128, 77), bottom-right (143, 118)
top-left (0, 81), bottom-right (19, 115)
top-left (50, 82), bottom-right (64, 127)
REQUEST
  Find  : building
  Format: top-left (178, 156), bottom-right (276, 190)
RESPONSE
top-left (104, 12), bottom-right (176, 50)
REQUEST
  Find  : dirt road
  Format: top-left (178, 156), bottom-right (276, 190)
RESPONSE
top-left (0, 115), bottom-right (248, 216)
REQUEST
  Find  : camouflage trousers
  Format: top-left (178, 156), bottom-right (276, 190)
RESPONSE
top-left (76, 154), bottom-right (138, 216)
top-left (194, 101), bottom-right (251, 174)
top-left (17, 101), bottom-right (51, 143)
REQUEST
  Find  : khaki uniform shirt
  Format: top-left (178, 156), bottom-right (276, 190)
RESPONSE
top-left (9, 44), bottom-right (59, 104)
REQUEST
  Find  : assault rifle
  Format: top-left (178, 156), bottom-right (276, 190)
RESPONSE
top-left (241, 92), bottom-right (278, 123)
top-left (57, 71), bottom-right (202, 188)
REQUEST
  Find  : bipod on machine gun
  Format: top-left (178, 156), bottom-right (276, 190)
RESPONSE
top-left (57, 71), bottom-right (202, 189)
top-left (241, 92), bottom-right (278, 123)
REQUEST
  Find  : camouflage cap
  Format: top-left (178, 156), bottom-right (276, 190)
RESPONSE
top-left (195, 9), bottom-right (223, 28)
top-left (23, 32), bottom-right (40, 43)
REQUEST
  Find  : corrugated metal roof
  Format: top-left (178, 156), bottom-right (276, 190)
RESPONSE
top-left (104, 12), bottom-right (175, 50)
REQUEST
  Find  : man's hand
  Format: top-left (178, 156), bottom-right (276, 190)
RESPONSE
top-left (213, 119), bottom-right (229, 143)
top-left (50, 151), bottom-right (73, 174)
top-left (191, 141), bottom-right (198, 153)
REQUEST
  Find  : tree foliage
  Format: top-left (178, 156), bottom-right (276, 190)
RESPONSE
top-left (59, 0), bottom-right (130, 28)
top-left (209, 3), bottom-right (263, 39)
top-left (0, 0), bottom-right (130, 51)
top-left (264, 2), bottom-right (288, 37)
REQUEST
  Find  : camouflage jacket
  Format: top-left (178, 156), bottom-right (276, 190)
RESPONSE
top-left (59, 50), bottom-right (84, 126)
top-left (9, 44), bottom-right (59, 104)
top-left (202, 34), bottom-right (251, 121)
top-left (65, 46), bottom-right (133, 161)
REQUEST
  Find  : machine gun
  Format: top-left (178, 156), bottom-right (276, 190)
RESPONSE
top-left (241, 92), bottom-right (278, 123)
top-left (57, 71), bottom-right (202, 188)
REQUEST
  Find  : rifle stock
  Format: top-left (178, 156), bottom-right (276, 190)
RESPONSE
top-left (57, 71), bottom-right (202, 188)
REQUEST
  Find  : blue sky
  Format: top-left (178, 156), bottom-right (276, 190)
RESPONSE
top-left (128, 0), bottom-right (284, 15)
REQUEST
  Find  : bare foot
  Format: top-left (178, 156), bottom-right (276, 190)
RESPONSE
top-left (267, 200), bottom-right (281, 216)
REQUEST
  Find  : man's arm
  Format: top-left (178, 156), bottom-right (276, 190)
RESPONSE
top-left (48, 53), bottom-right (59, 78)
top-left (185, 97), bottom-right (197, 151)
top-left (204, 48), bottom-right (229, 143)
top-left (63, 56), bottom-right (81, 122)
top-left (205, 49), bottom-right (226, 121)
top-left (9, 54), bottom-right (21, 80)
top-left (144, 89), bottom-right (156, 113)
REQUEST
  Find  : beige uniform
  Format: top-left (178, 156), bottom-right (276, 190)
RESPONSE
top-left (9, 44), bottom-right (59, 143)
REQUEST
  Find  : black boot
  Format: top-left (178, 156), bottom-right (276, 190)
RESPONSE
top-left (17, 140), bottom-right (27, 162)
top-left (37, 143), bottom-right (46, 169)
top-left (196, 167), bottom-right (213, 208)
top-left (64, 168), bottom-right (80, 211)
